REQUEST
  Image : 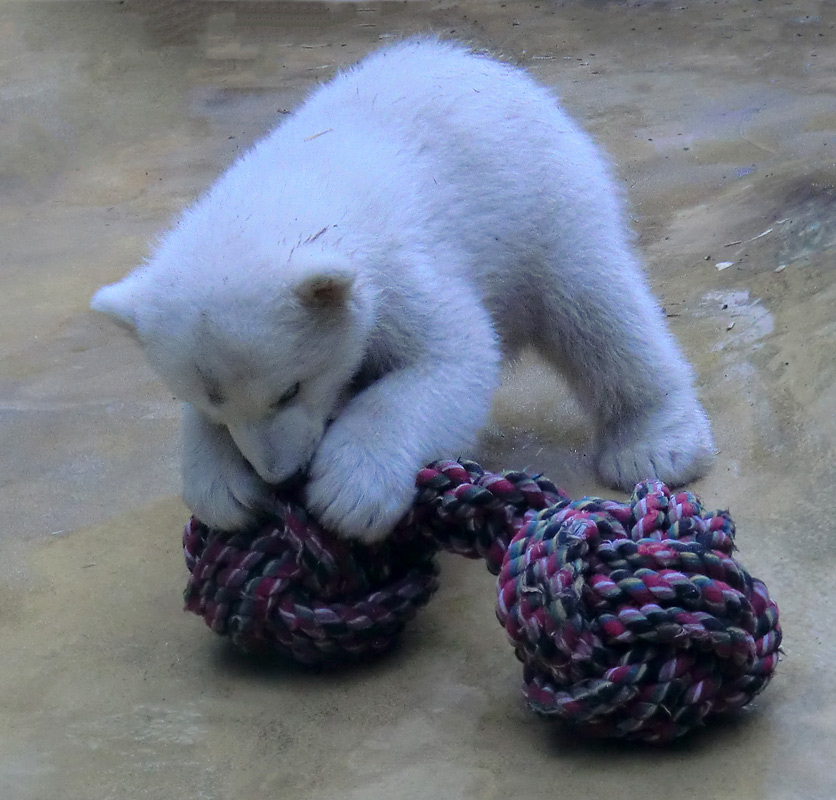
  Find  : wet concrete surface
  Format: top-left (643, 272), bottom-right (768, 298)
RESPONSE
top-left (2, 0), bottom-right (835, 797)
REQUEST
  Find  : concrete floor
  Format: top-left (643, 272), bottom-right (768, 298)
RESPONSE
top-left (2, 0), bottom-right (835, 797)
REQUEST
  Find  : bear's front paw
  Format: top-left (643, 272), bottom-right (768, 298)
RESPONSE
top-left (306, 436), bottom-right (418, 543)
top-left (183, 448), bottom-right (272, 531)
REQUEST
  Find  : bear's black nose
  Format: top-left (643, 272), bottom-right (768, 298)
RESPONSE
top-left (273, 469), bottom-right (308, 496)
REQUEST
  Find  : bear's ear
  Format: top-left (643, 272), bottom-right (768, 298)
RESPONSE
top-left (290, 252), bottom-right (356, 308)
top-left (293, 271), bottom-right (355, 308)
top-left (90, 274), bottom-right (144, 331)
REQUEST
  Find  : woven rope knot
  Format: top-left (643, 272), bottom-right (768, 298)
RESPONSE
top-left (183, 460), bottom-right (780, 743)
top-left (495, 481), bottom-right (779, 741)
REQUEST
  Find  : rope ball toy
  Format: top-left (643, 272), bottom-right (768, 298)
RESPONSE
top-left (182, 459), bottom-right (781, 743)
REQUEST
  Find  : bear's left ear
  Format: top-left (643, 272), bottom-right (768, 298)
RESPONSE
top-left (290, 251), bottom-right (356, 309)
top-left (90, 274), bottom-right (144, 331)
top-left (293, 270), bottom-right (355, 308)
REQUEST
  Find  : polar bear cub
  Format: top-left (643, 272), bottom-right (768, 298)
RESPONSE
top-left (92, 37), bottom-right (714, 542)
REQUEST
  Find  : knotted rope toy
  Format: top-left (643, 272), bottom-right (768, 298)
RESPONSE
top-left (183, 459), bottom-right (781, 743)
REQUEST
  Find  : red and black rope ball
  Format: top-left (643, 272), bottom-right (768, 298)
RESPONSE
top-left (183, 459), bottom-right (781, 743)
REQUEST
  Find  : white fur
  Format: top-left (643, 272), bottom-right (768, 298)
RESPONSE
top-left (92, 38), bottom-right (714, 542)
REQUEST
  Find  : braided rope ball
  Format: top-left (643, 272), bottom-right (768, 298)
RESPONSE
top-left (183, 459), bottom-right (781, 743)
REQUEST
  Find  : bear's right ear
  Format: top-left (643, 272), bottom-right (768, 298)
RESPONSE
top-left (90, 275), bottom-right (143, 332)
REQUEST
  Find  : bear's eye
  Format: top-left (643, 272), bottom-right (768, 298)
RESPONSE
top-left (271, 382), bottom-right (300, 409)
top-left (205, 386), bottom-right (226, 406)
